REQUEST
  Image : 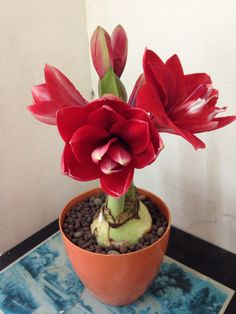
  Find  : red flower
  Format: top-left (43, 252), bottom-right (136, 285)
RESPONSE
top-left (27, 64), bottom-right (87, 125)
top-left (137, 49), bottom-right (236, 149)
top-left (57, 96), bottom-right (163, 197)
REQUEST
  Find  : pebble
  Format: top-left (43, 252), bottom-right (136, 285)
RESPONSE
top-left (108, 250), bottom-right (120, 255)
top-left (144, 233), bottom-right (153, 240)
top-left (94, 197), bottom-right (103, 206)
top-left (138, 195), bottom-right (146, 201)
top-left (62, 192), bottom-right (168, 255)
top-left (95, 246), bottom-right (102, 253)
top-left (119, 246), bottom-right (128, 254)
top-left (157, 227), bottom-right (165, 237)
top-left (74, 231), bottom-right (82, 238)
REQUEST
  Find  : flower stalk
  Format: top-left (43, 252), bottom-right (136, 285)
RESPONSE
top-left (98, 67), bottom-right (127, 102)
top-left (107, 194), bottom-right (125, 220)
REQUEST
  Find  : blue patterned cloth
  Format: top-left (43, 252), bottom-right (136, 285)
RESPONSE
top-left (0, 232), bottom-right (234, 314)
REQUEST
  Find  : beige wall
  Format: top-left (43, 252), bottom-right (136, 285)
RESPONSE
top-left (1, 0), bottom-right (236, 255)
top-left (0, 0), bottom-right (96, 254)
top-left (86, 0), bottom-right (236, 253)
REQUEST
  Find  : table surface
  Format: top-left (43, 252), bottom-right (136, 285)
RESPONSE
top-left (0, 221), bottom-right (235, 314)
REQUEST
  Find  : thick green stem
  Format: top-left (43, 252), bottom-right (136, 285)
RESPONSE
top-left (125, 182), bottom-right (136, 202)
top-left (107, 182), bottom-right (135, 219)
top-left (107, 194), bottom-right (125, 220)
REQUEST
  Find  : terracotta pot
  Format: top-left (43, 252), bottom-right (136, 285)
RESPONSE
top-left (59, 188), bottom-right (171, 306)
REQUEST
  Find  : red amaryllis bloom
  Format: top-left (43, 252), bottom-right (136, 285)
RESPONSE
top-left (57, 96), bottom-right (163, 197)
top-left (27, 64), bottom-right (87, 125)
top-left (137, 49), bottom-right (236, 149)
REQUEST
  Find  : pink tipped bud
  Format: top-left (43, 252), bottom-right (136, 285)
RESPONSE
top-left (90, 26), bottom-right (113, 79)
top-left (111, 25), bottom-right (128, 77)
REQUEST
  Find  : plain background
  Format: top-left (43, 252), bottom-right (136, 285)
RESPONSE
top-left (1, 0), bottom-right (236, 254)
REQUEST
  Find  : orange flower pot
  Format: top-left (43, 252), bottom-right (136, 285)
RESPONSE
top-left (59, 188), bottom-right (171, 306)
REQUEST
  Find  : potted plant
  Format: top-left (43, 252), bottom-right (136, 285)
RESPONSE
top-left (27, 25), bottom-right (235, 306)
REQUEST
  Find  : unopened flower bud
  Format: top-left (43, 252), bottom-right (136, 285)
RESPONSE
top-left (111, 25), bottom-right (128, 77)
top-left (90, 26), bottom-right (113, 79)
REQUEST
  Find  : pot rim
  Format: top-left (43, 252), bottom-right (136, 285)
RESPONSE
top-left (59, 187), bottom-right (171, 257)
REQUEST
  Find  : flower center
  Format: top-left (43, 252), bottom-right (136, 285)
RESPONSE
top-left (91, 139), bottom-right (132, 174)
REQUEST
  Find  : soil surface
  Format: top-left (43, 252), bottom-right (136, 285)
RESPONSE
top-left (62, 193), bottom-right (168, 254)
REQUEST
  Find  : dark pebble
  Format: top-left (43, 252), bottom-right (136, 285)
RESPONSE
top-left (94, 197), bottom-right (103, 206)
top-left (144, 233), bottom-right (153, 240)
top-left (87, 233), bottom-right (94, 240)
top-left (129, 245), bottom-right (135, 251)
top-left (119, 246), bottom-right (128, 254)
top-left (150, 238), bottom-right (158, 244)
top-left (136, 243), bottom-right (143, 249)
top-left (95, 246), bottom-right (102, 253)
top-left (87, 217), bottom-right (92, 223)
top-left (108, 244), bottom-right (115, 251)
top-left (78, 239), bottom-right (85, 246)
top-left (88, 245), bottom-right (95, 252)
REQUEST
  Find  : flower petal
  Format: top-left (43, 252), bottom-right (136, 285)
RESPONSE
top-left (91, 137), bottom-right (117, 164)
top-left (99, 155), bottom-right (123, 174)
top-left (209, 116), bottom-right (236, 132)
top-left (166, 54), bottom-right (185, 105)
top-left (70, 125), bottom-right (110, 165)
top-left (57, 106), bottom-right (89, 142)
top-left (184, 73), bottom-right (212, 96)
top-left (88, 97), bottom-right (129, 116)
top-left (143, 49), bottom-right (174, 107)
top-left (88, 104), bottom-right (125, 130)
top-left (32, 84), bottom-right (52, 103)
top-left (178, 130), bottom-right (205, 150)
top-left (128, 74), bottom-right (145, 107)
top-left (27, 101), bottom-right (58, 125)
top-left (111, 119), bottom-right (150, 155)
top-left (107, 143), bottom-right (132, 166)
top-left (133, 144), bottom-right (157, 168)
top-left (100, 164), bottom-right (134, 197)
top-left (62, 144), bottom-right (101, 181)
top-left (137, 83), bottom-right (170, 127)
top-left (171, 85), bottom-right (215, 117)
top-left (44, 64), bottom-right (87, 108)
